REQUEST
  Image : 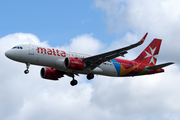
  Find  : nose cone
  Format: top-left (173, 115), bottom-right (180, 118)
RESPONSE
top-left (5, 50), bottom-right (12, 58)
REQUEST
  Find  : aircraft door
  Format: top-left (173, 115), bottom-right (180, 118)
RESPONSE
top-left (29, 44), bottom-right (34, 55)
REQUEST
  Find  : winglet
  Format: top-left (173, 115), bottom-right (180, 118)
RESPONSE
top-left (140, 32), bottom-right (148, 43)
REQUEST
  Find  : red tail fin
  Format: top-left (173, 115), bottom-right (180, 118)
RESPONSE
top-left (134, 38), bottom-right (162, 66)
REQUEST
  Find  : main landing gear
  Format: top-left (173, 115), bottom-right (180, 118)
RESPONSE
top-left (67, 73), bottom-right (78, 86)
top-left (70, 79), bottom-right (78, 86)
top-left (24, 63), bottom-right (30, 74)
top-left (86, 67), bottom-right (94, 80)
top-left (69, 73), bottom-right (94, 86)
top-left (87, 73), bottom-right (94, 80)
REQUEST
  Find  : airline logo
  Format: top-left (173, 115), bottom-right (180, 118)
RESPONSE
top-left (144, 46), bottom-right (158, 65)
top-left (37, 47), bottom-right (66, 57)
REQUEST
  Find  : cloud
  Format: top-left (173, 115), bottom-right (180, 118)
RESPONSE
top-left (95, 0), bottom-right (180, 34)
top-left (1, 1), bottom-right (180, 120)
top-left (91, 65), bottom-right (180, 120)
top-left (57, 33), bottom-right (105, 55)
top-left (94, 0), bottom-right (180, 119)
top-left (81, 19), bottom-right (90, 24)
top-left (0, 33), bottom-right (106, 120)
top-left (0, 28), bottom-right (179, 120)
top-left (95, 0), bottom-right (180, 64)
top-left (0, 33), bottom-right (91, 120)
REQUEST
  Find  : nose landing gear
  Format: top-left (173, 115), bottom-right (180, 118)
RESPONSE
top-left (24, 63), bottom-right (30, 74)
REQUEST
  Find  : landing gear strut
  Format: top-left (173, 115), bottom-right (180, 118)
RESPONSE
top-left (87, 73), bottom-right (94, 80)
top-left (67, 73), bottom-right (78, 86)
top-left (24, 63), bottom-right (30, 74)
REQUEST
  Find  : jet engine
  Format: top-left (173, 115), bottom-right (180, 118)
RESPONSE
top-left (64, 57), bottom-right (86, 70)
top-left (40, 67), bottom-right (63, 80)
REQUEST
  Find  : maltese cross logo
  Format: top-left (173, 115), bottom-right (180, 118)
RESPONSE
top-left (144, 46), bottom-right (158, 65)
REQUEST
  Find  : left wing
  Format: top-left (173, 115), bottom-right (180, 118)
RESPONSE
top-left (83, 33), bottom-right (148, 70)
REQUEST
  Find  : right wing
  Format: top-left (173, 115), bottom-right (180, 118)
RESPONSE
top-left (83, 33), bottom-right (148, 70)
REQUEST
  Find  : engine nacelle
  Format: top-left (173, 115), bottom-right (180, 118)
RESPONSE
top-left (64, 57), bottom-right (86, 70)
top-left (40, 67), bottom-right (63, 80)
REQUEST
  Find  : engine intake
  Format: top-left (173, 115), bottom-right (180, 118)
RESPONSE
top-left (65, 57), bottom-right (86, 70)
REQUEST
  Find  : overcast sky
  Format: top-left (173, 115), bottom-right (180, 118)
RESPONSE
top-left (0, 0), bottom-right (180, 120)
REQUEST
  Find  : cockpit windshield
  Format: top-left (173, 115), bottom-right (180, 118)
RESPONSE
top-left (12, 46), bottom-right (23, 49)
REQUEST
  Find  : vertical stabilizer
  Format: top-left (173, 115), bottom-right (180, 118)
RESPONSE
top-left (134, 39), bottom-right (162, 66)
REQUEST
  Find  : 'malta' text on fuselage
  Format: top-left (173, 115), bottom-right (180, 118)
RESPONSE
top-left (37, 47), bottom-right (66, 57)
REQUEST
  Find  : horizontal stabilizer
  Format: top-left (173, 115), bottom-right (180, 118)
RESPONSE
top-left (146, 62), bottom-right (174, 71)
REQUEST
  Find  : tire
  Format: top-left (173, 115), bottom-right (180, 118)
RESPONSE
top-left (24, 70), bottom-right (29, 74)
top-left (87, 73), bottom-right (94, 80)
top-left (70, 80), bottom-right (78, 86)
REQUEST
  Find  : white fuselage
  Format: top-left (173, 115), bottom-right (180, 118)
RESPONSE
top-left (5, 44), bottom-right (119, 77)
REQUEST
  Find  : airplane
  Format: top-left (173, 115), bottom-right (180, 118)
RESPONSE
top-left (5, 33), bottom-right (174, 86)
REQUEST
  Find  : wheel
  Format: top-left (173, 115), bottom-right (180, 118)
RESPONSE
top-left (24, 70), bottom-right (29, 74)
top-left (70, 80), bottom-right (78, 86)
top-left (87, 73), bottom-right (94, 80)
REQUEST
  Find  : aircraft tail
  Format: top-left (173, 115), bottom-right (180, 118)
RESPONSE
top-left (134, 38), bottom-right (162, 66)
